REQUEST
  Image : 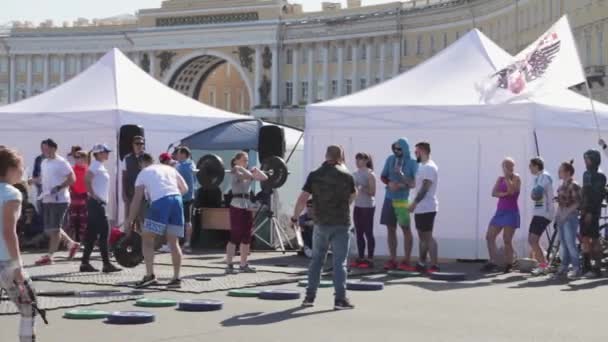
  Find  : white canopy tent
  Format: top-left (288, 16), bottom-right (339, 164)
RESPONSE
top-left (0, 48), bottom-right (245, 220)
top-left (305, 29), bottom-right (608, 259)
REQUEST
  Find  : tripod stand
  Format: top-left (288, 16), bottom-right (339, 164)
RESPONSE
top-left (251, 190), bottom-right (294, 253)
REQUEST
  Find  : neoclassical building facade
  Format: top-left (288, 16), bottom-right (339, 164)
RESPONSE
top-left (0, 0), bottom-right (607, 127)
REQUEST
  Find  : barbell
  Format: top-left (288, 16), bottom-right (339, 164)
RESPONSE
top-left (196, 154), bottom-right (289, 190)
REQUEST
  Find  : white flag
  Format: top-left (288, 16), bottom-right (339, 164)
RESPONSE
top-left (477, 16), bottom-right (585, 104)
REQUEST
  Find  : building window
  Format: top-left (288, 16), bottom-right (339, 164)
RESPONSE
top-left (331, 80), bottom-right (338, 97)
top-left (375, 77), bottom-right (380, 85)
top-left (0, 89), bottom-right (5, 103)
top-left (67, 56), bottom-right (76, 74)
top-left (331, 46), bottom-right (338, 62)
top-left (443, 33), bottom-right (448, 48)
top-left (317, 46), bottom-right (324, 63)
top-left (585, 30), bottom-right (592, 66)
top-left (17, 57), bottom-right (26, 73)
top-left (360, 78), bottom-right (367, 89)
top-left (416, 35), bottom-right (423, 56)
top-left (51, 57), bottom-right (60, 74)
top-left (0, 57), bottom-right (7, 73)
top-left (430, 35), bottom-right (435, 54)
top-left (33, 57), bottom-right (43, 73)
top-left (226, 64), bottom-right (232, 78)
top-left (346, 46), bottom-right (353, 61)
top-left (239, 91), bottom-right (245, 113)
top-left (345, 79), bottom-right (353, 95)
top-left (361, 44), bottom-right (367, 60)
top-left (285, 81), bottom-right (293, 104)
top-left (224, 92), bottom-right (231, 111)
top-left (456, 31), bottom-right (460, 40)
top-left (375, 43), bottom-right (381, 60)
top-left (302, 48), bottom-right (309, 64)
top-left (598, 28), bottom-right (604, 65)
top-left (402, 38), bottom-right (408, 56)
top-left (286, 49), bottom-right (293, 65)
top-left (301, 81), bottom-right (308, 100)
top-left (317, 80), bottom-right (324, 101)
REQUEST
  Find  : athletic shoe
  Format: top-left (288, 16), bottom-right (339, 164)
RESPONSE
top-left (68, 242), bottom-right (80, 260)
top-left (480, 262), bottom-right (499, 273)
top-left (166, 278), bottom-right (182, 288)
top-left (531, 266), bottom-right (549, 277)
top-left (358, 259), bottom-right (372, 269)
top-left (583, 269), bottom-right (601, 279)
top-left (415, 262), bottom-right (427, 273)
top-left (79, 263), bottom-right (98, 273)
top-left (159, 245), bottom-right (171, 253)
top-left (135, 274), bottom-right (158, 288)
top-left (550, 271), bottom-right (567, 281)
top-left (303, 246), bottom-right (313, 258)
top-left (225, 265), bottom-right (237, 275)
top-left (102, 264), bottom-right (121, 273)
top-left (35, 255), bottom-right (53, 266)
top-left (383, 259), bottom-right (398, 270)
top-left (334, 298), bottom-right (355, 310)
top-left (398, 263), bottom-right (416, 272)
top-left (567, 270), bottom-right (581, 280)
top-left (240, 264), bottom-right (257, 273)
top-left (503, 263), bottom-right (514, 274)
top-left (427, 265), bottom-right (440, 274)
top-left (301, 296), bottom-right (315, 307)
top-left (349, 259), bottom-right (362, 268)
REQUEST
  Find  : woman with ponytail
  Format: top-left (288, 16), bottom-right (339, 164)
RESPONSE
top-left (351, 152), bottom-right (376, 268)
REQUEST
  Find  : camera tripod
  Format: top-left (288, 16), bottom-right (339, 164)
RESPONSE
top-left (251, 190), bottom-right (294, 254)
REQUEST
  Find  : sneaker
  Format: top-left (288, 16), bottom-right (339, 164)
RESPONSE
top-left (583, 269), bottom-right (601, 279)
top-left (550, 271), bottom-right (567, 281)
top-left (398, 262), bottom-right (416, 272)
top-left (79, 263), bottom-right (98, 273)
top-left (135, 274), bottom-right (158, 288)
top-left (303, 246), bottom-right (313, 258)
top-left (35, 255), bottom-right (53, 266)
top-left (68, 242), bottom-right (80, 260)
top-left (480, 262), bottom-right (499, 273)
top-left (503, 263), bottom-right (514, 274)
top-left (158, 245), bottom-right (171, 253)
top-left (239, 264), bottom-right (257, 273)
top-left (531, 266), bottom-right (549, 277)
top-left (349, 259), bottom-right (362, 268)
top-left (567, 270), bottom-right (581, 280)
top-left (301, 295), bottom-right (315, 307)
top-left (383, 259), bottom-right (398, 270)
top-left (166, 278), bottom-right (182, 288)
top-left (427, 265), bottom-right (440, 274)
top-left (358, 259), bottom-right (371, 269)
top-left (225, 265), bottom-right (237, 275)
top-left (334, 298), bottom-right (355, 310)
top-left (415, 262), bottom-right (427, 273)
top-left (102, 264), bottom-right (122, 273)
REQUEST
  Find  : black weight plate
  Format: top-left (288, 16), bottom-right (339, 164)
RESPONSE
top-left (197, 154), bottom-right (225, 189)
top-left (113, 232), bottom-right (144, 268)
top-left (260, 156), bottom-right (288, 190)
top-left (177, 299), bottom-right (223, 312)
top-left (106, 311), bottom-right (155, 325)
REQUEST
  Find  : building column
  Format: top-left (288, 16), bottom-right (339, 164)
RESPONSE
top-left (322, 43), bottom-right (330, 100)
top-left (292, 45), bottom-right (300, 105)
top-left (59, 54), bottom-right (66, 83)
top-left (307, 44), bottom-right (315, 104)
top-left (26, 55), bottom-right (32, 97)
top-left (42, 54), bottom-right (49, 90)
top-left (149, 51), bottom-right (156, 78)
top-left (254, 46), bottom-right (262, 106)
top-left (352, 41), bottom-right (359, 92)
top-left (9, 55), bottom-right (15, 103)
top-left (392, 37), bottom-right (400, 77)
top-left (270, 44), bottom-right (279, 107)
top-left (75, 53), bottom-right (82, 74)
top-left (379, 37), bottom-right (386, 82)
top-left (337, 42), bottom-right (345, 96)
top-left (365, 41), bottom-right (372, 87)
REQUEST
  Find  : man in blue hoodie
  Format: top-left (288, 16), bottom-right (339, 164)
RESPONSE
top-left (380, 138), bottom-right (418, 271)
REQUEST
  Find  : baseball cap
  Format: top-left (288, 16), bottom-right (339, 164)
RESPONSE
top-left (91, 143), bottom-right (112, 154)
top-left (159, 152), bottom-right (173, 163)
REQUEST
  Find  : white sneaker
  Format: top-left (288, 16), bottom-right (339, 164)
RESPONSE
top-left (303, 246), bottom-right (312, 258)
top-left (531, 266), bottom-right (548, 276)
top-left (158, 245), bottom-right (171, 253)
top-left (567, 270), bottom-right (581, 280)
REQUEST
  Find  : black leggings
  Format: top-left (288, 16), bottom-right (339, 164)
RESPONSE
top-left (354, 206), bottom-right (376, 259)
top-left (81, 198), bottom-right (110, 265)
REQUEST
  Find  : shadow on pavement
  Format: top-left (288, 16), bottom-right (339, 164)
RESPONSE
top-left (221, 307), bottom-right (335, 327)
top-left (561, 279), bottom-right (608, 291)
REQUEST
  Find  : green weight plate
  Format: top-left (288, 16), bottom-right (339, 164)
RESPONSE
top-left (134, 298), bottom-right (177, 308)
top-left (227, 289), bottom-right (261, 298)
top-left (63, 309), bottom-right (110, 320)
top-left (297, 280), bottom-right (333, 288)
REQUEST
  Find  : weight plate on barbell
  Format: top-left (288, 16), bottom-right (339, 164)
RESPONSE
top-left (260, 156), bottom-right (289, 190)
top-left (197, 154), bottom-right (225, 189)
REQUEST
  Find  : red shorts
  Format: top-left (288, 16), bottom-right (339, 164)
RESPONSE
top-left (229, 206), bottom-right (253, 245)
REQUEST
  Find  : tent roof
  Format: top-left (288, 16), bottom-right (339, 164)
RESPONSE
top-left (310, 29), bottom-right (514, 107)
top-left (180, 119), bottom-right (303, 151)
top-left (0, 48), bottom-right (242, 120)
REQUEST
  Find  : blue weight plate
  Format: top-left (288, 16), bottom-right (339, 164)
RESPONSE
top-left (106, 311), bottom-right (155, 325)
top-left (346, 281), bottom-right (384, 291)
top-left (429, 272), bottom-right (467, 281)
top-left (258, 289), bottom-right (301, 300)
top-left (177, 299), bottom-right (223, 312)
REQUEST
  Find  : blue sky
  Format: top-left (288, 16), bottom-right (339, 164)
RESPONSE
top-left (1, 0), bottom-right (392, 24)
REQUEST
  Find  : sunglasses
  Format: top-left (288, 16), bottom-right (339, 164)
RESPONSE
top-left (134, 142), bottom-right (145, 146)
top-left (356, 155), bottom-right (368, 160)
top-left (393, 147), bottom-right (402, 152)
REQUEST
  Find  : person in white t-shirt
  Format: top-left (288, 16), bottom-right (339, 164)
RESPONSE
top-left (35, 139), bottom-right (80, 266)
top-left (126, 153), bottom-right (188, 289)
top-left (409, 142), bottom-right (440, 273)
top-left (527, 157), bottom-right (555, 276)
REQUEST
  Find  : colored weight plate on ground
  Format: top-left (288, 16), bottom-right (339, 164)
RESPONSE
top-left (135, 298), bottom-right (177, 308)
top-left (195, 277), bottom-right (212, 281)
top-left (346, 281), bottom-right (384, 291)
top-left (258, 289), bottom-right (301, 300)
top-left (387, 270), bottom-right (422, 278)
top-left (429, 272), bottom-right (467, 281)
top-left (298, 280), bottom-right (333, 288)
top-left (227, 289), bottom-right (261, 298)
top-left (63, 309), bottom-right (110, 320)
top-left (106, 311), bottom-right (155, 325)
top-left (37, 290), bottom-right (76, 297)
top-left (177, 299), bottom-right (223, 312)
top-left (78, 290), bottom-right (124, 298)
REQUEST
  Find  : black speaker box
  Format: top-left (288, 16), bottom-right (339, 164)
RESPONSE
top-left (258, 125), bottom-right (285, 163)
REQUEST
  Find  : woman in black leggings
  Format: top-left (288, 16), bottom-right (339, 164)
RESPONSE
top-left (79, 144), bottom-right (120, 273)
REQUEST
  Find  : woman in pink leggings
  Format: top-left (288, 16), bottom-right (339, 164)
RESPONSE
top-left (482, 157), bottom-right (521, 273)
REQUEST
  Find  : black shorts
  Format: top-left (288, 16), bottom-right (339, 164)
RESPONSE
top-left (529, 216), bottom-right (551, 236)
top-left (580, 212), bottom-right (600, 239)
top-left (415, 212), bottom-right (437, 232)
top-left (183, 200), bottom-right (193, 224)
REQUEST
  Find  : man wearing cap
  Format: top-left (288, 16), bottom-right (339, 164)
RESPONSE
top-left (121, 136), bottom-right (146, 225)
top-left (79, 144), bottom-right (121, 273)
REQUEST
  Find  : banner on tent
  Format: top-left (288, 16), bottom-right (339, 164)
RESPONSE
top-left (476, 15), bottom-right (585, 104)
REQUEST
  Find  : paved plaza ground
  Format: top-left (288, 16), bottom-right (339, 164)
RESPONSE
top-left (1, 250), bottom-right (606, 342)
